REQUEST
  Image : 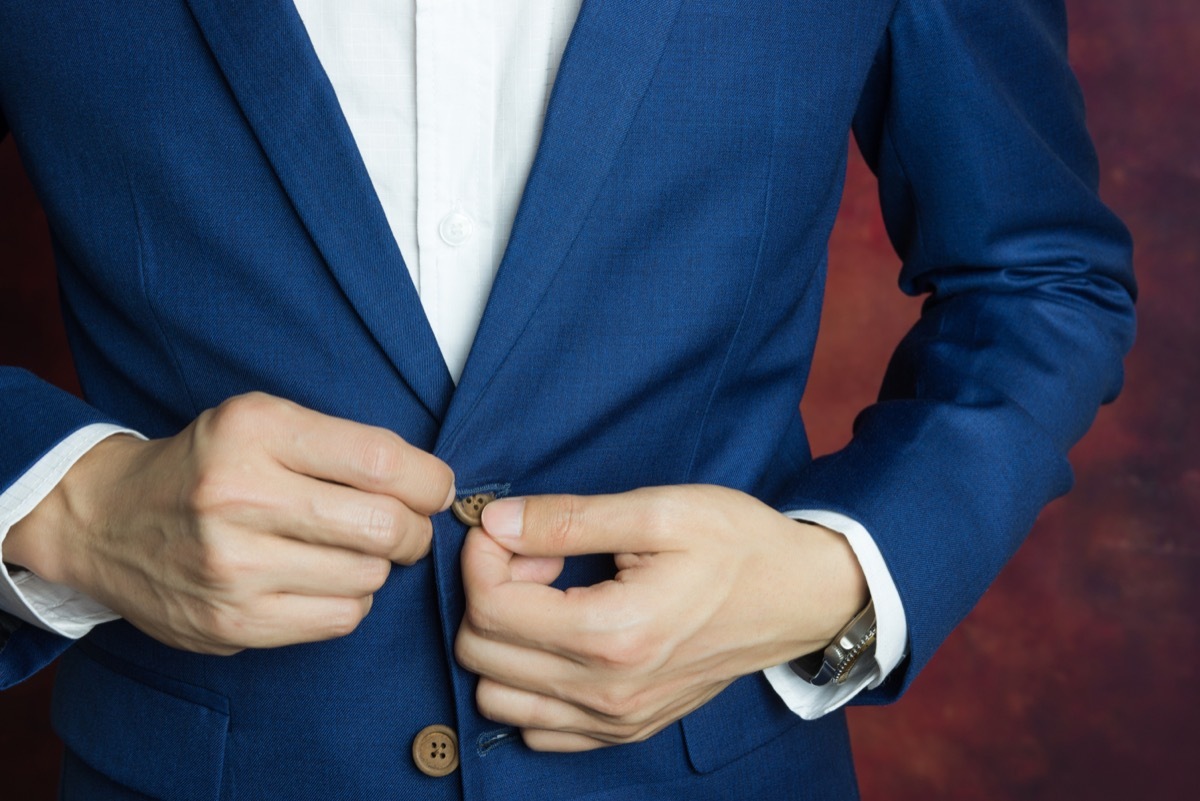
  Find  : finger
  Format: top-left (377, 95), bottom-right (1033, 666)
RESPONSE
top-left (460, 622), bottom-right (719, 727)
top-left (479, 488), bottom-right (688, 559)
top-left (267, 401), bottom-right (455, 514)
top-left (460, 525), bottom-right (516, 591)
top-left (479, 679), bottom-right (703, 750)
top-left (461, 527), bottom-right (635, 655)
top-left (483, 680), bottom-right (726, 751)
top-left (509, 555), bottom-right (564, 585)
top-left (247, 592), bottom-right (376, 647)
top-left (460, 522), bottom-right (564, 585)
top-left (239, 533), bottom-right (393, 597)
top-left (520, 729), bottom-right (610, 753)
top-left (227, 471), bottom-right (435, 564)
top-left (195, 593), bottom-right (375, 651)
top-left (456, 617), bottom-right (585, 690)
top-left (476, 679), bottom-right (623, 740)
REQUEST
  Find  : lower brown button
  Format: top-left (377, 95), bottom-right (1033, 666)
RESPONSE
top-left (412, 724), bottom-right (459, 777)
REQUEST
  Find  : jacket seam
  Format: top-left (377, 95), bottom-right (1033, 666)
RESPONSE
top-left (125, 162), bottom-right (202, 419)
top-left (682, 6), bottom-right (783, 483)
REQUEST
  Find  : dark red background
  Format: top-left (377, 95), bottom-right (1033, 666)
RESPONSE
top-left (2, 2), bottom-right (1196, 797)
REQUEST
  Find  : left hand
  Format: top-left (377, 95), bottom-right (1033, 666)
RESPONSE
top-left (454, 484), bottom-right (868, 752)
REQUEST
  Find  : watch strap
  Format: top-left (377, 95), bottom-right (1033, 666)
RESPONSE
top-left (788, 599), bottom-right (877, 686)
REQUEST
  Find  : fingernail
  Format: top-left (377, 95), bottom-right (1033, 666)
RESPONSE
top-left (482, 498), bottom-right (524, 540)
top-left (442, 482), bottom-right (457, 513)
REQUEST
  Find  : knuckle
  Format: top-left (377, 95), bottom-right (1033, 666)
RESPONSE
top-left (351, 430), bottom-right (451, 514)
top-left (391, 515), bottom-right (433, 565)
top-left (194, 543), bottom-right (242, 589)
top-left (432, 463), bottom-right (455, 504)
top-left (617, 723), bottom-right (657, 744)
top-left (184, 472), bottom-right (240, 517)
top-left (453, 628), bottom-right (489, 677)
top-left (355, 432), bottom-right (404, 486)
top-left (452, 631), bottom-right (474, 671)
top-left (326, 598), bottom-right (369, 638)
top-left (602, 718), bottom-right (645, 743)
top-left (209, 392), bottom-right (280, 434)
top-left (361, 504), bottom-right (402, 552)
top-left (518, 729), bottom-right (544, 752)
top-left (595, 628), bottom-right (653, 671)
top-left (356, 556), bottom-right (392, 592)
top-left (590, 685), bottom-right (638, 720)
top-left (544, 496), bottom-right (583, 552)
top-left (439, 461), bottom-right (455, 489)
top-left (464, 597), bottom-right (499, 636)
top-left (473, 682), bottom-right (506, 723)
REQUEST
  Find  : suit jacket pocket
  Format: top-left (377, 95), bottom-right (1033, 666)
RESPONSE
top-left (680, 672), bottom-right (814, 774)
top-left (681, 671), bottom-right (859, 781)
top-left (52, 643), bottom-right (230, 801)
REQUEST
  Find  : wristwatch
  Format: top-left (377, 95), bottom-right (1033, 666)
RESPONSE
top-left (788, 599), bottom-right (876, 686)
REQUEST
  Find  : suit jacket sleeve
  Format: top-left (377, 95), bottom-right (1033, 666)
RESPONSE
top-left (778, 0), bottom-right (1136, 700)
top-left (0, 368), bottom-right (122, 687)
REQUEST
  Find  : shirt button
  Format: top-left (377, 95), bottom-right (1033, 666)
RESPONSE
top-left (438, 211), bottom-right (474, 246)
top-left (451, 492), bottom-right (496, 527)
top-left (412, 724), bottom-right (459, 777)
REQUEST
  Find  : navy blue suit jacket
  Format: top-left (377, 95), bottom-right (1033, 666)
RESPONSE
top-left (0, 1), bottom-right (1134, 798)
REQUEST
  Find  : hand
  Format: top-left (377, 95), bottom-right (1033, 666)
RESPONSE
top-left (4, 392), bottom-right (455, 654)
top-left (455, 485), bottom-right (867, 752)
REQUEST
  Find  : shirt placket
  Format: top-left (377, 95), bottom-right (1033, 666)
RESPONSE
top-left (414, 0), bottom-right (496, 383)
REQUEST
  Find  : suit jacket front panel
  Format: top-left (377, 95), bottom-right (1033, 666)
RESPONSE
top-left (1, 1), bottom-right (892, 797)
top-left (0, 0), bottom-right (1134, 798)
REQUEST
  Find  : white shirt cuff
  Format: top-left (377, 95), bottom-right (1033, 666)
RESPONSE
top-left (0, 423), bottom-right (139, 638)
top-left (762, 508), bottom-right (908, 720)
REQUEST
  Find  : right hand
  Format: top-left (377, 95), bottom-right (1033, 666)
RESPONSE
top-left (3, 392), bottom-right (455, 654)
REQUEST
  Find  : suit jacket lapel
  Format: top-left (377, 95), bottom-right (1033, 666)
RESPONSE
top-left (438, 0), bottom-right (685, 449)
top-left (182, 0), bottom-right (454, 422)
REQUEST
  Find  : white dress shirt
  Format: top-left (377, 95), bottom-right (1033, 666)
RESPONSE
top-left (0, 0), bottom-right (906, 720)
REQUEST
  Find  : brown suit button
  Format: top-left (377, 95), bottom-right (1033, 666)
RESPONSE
top-left (412, 724), bottom-right (459, 777)
top-left (451, 492), bottom-right (496, 526)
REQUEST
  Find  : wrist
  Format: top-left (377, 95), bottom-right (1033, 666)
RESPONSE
top-left (777, 518), bottom-right (876, 685)
top-left (752, 514), bottom-right (870, 672)
top-left (796, 519), bottom-right (869, 645)
top-left (4, 434), bottom-right (146, 588)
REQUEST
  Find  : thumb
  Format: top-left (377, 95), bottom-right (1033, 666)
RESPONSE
top-left (479, 491), bottom-right (677, 558)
